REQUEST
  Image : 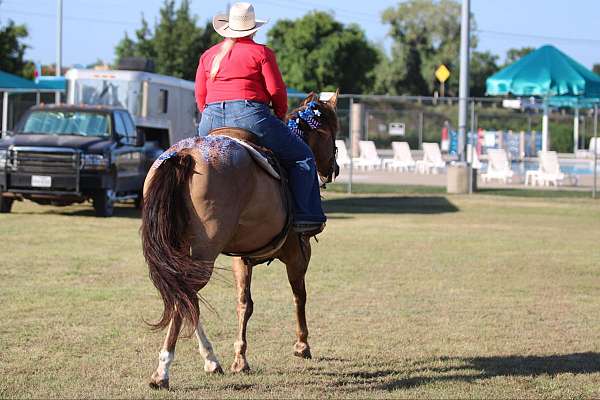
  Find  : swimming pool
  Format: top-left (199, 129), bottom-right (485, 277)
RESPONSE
top-left (480, 160), bottom-right (600, 175)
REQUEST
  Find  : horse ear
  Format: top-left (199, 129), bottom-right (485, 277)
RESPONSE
top-left (301, 92), bottom-right (316, 106)
top-left (328, 89), bottom-right (340, 109)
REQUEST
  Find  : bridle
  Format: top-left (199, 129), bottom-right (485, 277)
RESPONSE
top-left (287, 101), bottom-right (338, 186)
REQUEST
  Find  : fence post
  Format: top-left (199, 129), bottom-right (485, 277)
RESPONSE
top-left (468, 99), bottom-right (475, 194)
top-left (1, 92), bottom-right (8, 138)
top-left (349, 101), bottom-right (365, 194)
top-left (498, 130), bottom-right (504, 151)
top-left (350, 102), bottom-right (363, 157)
top-left (519, 131), bottom-right (525, 161)
top-left (418, 111), bottom-right (424, 150)
top-left (348, 97), bottom-right (354, 194)
top-left (593, 104), bottom-right (598, 199)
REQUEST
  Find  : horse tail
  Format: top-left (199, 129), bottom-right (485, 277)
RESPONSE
top-left (141, 151), bottom-right (210, 334)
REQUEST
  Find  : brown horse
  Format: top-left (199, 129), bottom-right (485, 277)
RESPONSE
top-left (141, 92), bottom-right (339, 389)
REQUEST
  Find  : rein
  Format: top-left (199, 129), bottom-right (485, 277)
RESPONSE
top-left (286, 101), bottom-right (337, 184)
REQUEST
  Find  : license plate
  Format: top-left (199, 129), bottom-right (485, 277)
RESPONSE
top-left (31, 175), bottom-right (52, 188)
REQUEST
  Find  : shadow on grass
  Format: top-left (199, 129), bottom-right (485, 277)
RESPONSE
top-left (323, 196), bottom-right (459, 215)
top-left (317, 352), bottom-right (600, 392)
top-left (477, 188), bottom-right (591, 199)
top-left (31, 205), bottom-right (142, 219)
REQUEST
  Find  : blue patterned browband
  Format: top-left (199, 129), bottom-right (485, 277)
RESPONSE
top-left (287, 101), bottom-right (322, 139)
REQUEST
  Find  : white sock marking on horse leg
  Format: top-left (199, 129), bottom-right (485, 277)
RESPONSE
top-left (195, 321), bottom-right (221, 372)
top-left (155, 350), bottom-right (174, 381)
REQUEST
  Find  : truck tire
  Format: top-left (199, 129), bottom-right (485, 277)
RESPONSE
top-left (0, 196), bottom-right (13, 213)
top-left (134, 190), bottom-right (143, 210)
top-left (93, 189), bottom-right (114, 217)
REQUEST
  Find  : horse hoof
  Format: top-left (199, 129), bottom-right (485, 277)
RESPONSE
top-left (149, 378), bottom-right (169, 390)
top-left (294, 343), bottom-right (312, 359)
top-left (205, 362), bottom-right (224, 374)
top-left (230, 359), bottom-right (250, 373)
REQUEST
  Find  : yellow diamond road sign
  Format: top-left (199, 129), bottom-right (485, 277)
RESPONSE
top-left (435, 64), bottom-right (450, 83)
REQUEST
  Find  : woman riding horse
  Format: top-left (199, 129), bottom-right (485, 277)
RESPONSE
top-left (195, 2), bottom-right (325, 235)
top-left (142, 2), bottom-right (340, 389)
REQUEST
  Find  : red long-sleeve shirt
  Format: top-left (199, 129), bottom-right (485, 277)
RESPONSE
top-left (195, 38), bottom-right (288, 120)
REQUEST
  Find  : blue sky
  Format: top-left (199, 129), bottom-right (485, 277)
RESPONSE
top-left (1, 0), bottom-right (599, 69)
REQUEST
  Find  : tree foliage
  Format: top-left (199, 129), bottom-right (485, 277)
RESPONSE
top-left (505, 47), bottom-right (535, 66)
top-left (469, 51), bottom-right (499, 97)
top-left (0, 19), bottom-right (29, 76)
top-left (592, 64), bottom-right (600, 76)
top-left (267, 11), bottom-right (379, 93)
top-left (379, 0), bottom-right (475, 96)
top-left (114, 0), bottom-right (218, 80)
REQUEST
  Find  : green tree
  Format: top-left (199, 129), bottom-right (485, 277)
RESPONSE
top-left (267, 11), bottom-right (379, 93)
top-left (115, 32), bottom-right (137, 64)
top-left (86, 59), bottom-right (109, 69)
top-left (115, 16), bottom-right (158, 66)
top-left (593, 63), bottom-right (600, 76)
top-left (380, 0), bottom-right (476, 96)
top-left (114, 0), bottom-right (218, 80)
top-left (153, 0), bottom-right (178, 76)
top-left (0, 19), bottom-right (29, 76)
top-left (169, 2), bottom-right (217, 80)
top-left (469, 51), bottom-right (499, 97)
top-left (504, 47), bottom-right (535, 65)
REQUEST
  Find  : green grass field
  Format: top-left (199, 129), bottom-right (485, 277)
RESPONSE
top-left (1, 190), bottom-right (600, 399)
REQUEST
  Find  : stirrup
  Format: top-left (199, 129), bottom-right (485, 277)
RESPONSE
top-left (293, 222), bottom-right (326, 236)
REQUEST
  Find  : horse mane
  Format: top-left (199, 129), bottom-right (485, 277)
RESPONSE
top-left (287, 94), bottom-right (339, 141)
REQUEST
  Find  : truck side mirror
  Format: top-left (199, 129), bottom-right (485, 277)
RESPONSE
top-left (135, 128), bottom-right (145, 147)
top-left (115, 132), bottom-right (126, 146)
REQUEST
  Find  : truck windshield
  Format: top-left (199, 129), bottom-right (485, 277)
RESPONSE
top-left (21, 111), bottom-right (110, 137)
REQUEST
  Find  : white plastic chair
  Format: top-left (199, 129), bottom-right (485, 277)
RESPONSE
top-left (335, 140), bottom-right (351, 169)
top-left (481, 149), bottom-right (514, 183)
top-left (537, 151), bottom-right (575, 186)
top-left (416, 142), bottom-right (446, 174)
top-left (355, 140), bottom-right (383, 170)
top-left (383, 142), bottom-right (416, 172)
top-left (588, 137), bottom-right (600, 157)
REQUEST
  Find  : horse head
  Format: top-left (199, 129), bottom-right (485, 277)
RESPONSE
top-left (287, 90), bottom-right (340, 186)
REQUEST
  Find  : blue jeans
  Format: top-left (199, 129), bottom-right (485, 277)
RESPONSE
top-left (198, 100), bottom-right (325, 223)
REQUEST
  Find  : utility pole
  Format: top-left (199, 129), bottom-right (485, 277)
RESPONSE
top-left (458, 0), bottom-right (470, 161)
top-left (593, 104), bottom-right (598, 199)
top-left (55, 0), bottom-right (63, 104)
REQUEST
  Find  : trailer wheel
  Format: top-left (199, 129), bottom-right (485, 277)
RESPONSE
top-left (0, 196), bottom-right (13, 213)
top-left (93, 189), bottom-right (114, 217)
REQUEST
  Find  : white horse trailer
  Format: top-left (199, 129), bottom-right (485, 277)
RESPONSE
top-left (65, 68), bottom-right (197, 149)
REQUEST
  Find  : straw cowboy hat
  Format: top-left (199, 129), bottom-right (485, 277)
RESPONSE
top-left (212, 2), bottom-right (268, 38)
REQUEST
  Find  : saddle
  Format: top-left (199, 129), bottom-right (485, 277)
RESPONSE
top-left (208, 128), bottom-right (293, 266)
top-left (209, 128), bottom-right (280, 179)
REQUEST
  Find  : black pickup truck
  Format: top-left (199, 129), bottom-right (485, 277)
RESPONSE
top-left (0, 104), bottom-right (162, 216)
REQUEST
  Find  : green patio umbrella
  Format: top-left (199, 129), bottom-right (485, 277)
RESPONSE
top-left (486, 45), bottom-right (600, 151)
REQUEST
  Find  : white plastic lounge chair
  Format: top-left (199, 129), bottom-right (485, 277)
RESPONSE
top-left (466, 144), bottom-right (482, 170)
top-left (481, 149), bottom-right (514, 183)
top-left (588, 137), bottom-right (600, 157)
top-left (383, 142), bottom-right (416, 172)
top-left (335, 139), bottom-right (351, 169)
top-left (536, 151), bottom-right (577, 186)
top-left (355, 140), bottom-right (383, 170)
top-left (416, 142), bottom-right (446, 174)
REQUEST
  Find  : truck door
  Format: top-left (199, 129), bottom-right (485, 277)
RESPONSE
top-left (113, 111), bottom-right (144, 192)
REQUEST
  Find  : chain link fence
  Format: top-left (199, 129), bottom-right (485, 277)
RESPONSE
top-left (288, 94), bottom-right (599, 194)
